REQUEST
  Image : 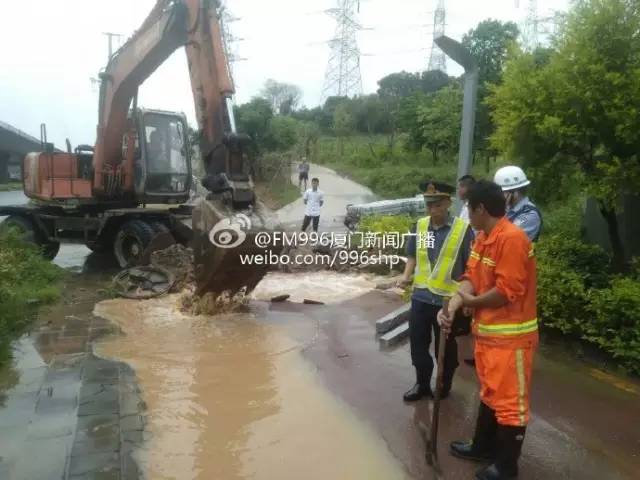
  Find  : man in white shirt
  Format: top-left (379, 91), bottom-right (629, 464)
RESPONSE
top-left (302, 177), bottom-right (324, 232)
top-left (457, 174), bottom-right (475, 222)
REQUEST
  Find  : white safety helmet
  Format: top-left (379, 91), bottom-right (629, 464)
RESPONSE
top-left (493, 165), bottom-right (530, 192)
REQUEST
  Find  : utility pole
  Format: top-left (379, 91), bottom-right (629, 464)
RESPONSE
top-left (427, 0), bottom-right (447, 72)
top-left (321, 0), bottom-right (363, 102)
top-left (102, 32), bottom-right (122, 60)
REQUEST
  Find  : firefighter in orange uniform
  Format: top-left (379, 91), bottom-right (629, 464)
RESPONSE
top-left (438, 180), bottom-right (538, 480)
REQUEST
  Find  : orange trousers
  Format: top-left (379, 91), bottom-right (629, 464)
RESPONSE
top-left (475, 342), bottom-right (535, 427)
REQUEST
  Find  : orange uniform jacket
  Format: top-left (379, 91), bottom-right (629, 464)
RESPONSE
top-left (464, 217), bottom-right (538, 348)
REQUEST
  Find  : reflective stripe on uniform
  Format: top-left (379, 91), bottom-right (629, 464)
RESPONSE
top-left (476, 318), bottom-right (538, 336)
top-left (516, 349), bottom-right (526, 426)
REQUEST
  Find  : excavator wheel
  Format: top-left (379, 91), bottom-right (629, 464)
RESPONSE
top-left (113, 220), bottom-right (156, 268)
top-left (1, 215), bottom-right (60, 260)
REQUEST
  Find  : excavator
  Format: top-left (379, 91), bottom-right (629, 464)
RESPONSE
top-left (0, 0), bottom-right (279, 296)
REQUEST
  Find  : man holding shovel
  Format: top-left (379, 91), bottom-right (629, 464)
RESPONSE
top-left (438, 180), bottom-right (538, 480)
top-left (397, 180), bottom-right (473, 402)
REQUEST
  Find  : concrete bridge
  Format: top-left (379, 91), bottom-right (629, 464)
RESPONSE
top-left (0, 120), bottom-right (42, 183)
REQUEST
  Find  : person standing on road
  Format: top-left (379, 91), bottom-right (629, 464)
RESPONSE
top-left (493, 166), bottom-right (542, 242)
top-left (302, 177), bottom-right (324, 233)
top-left (439, 180), bottom-right (538, 480)
top-left (457, 174), bottom-right (476, 222)
top-left (298, 157), bottom-right (310, 191)
top-left (397, 181), bottom-right (473, 402)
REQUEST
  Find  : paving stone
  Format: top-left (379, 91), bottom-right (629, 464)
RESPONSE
top-left (78, 385), bottom-right (119, 416)
top-left (0, 390), bottom-right (39, 428)
top-left (120, 415), bottom-right (144, 433)
top-left (75, 414), bottom-right (120, 443)
top-left (69, 452), bottom-right (120, 477)
top-left (379, 321), bottom-right (410, 348)
top-left (119, 391), bottom-right (145, 417)
top-left (375, 303), bottom-right (411, 334)
top-left (35, 380), bottom-right (79, 415)
top-left (70, 472), bottom-right (120, 480)
top-left (121, 429), bottom-right (144, 447)
top-left (27, 416), bottom-right (74, 440)
top-left (121, 450), bottom-right (140, 480)
top-left (83, 360), bottom-right (120, 384)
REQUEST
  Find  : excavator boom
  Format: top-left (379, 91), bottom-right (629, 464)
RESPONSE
top-left (93, 0), bottom-right (278, 295)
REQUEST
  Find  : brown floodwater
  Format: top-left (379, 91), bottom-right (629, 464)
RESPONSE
top-left (251, 271), bottom-right (383, 304)
top-left (94, 276), bottom-right (408, 480)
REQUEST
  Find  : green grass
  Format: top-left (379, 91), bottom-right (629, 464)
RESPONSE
top-left (0, 231), bottom-right (63, 365)
top-left (314, 135), bottom-right (508, 199)
top-left (255, 178), bottom-right (300, 210)
top-left (0, 182), bottom-right (22, 192)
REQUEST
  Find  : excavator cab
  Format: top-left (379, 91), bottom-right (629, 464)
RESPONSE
top-left (134, 108), bottom-right (191, 204)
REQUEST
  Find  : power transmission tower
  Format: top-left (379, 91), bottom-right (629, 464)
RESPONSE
top-left (321, 0), bottom-right (363, 102)
top-left (427, 0), bottom-right (447, 72)
top-left (219, 3), bottom-right (246, 88)
top-left (521, 0), bottom-right (539, 51)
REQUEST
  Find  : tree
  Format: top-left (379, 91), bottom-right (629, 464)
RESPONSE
top-left (264, 116), bottom-right (299, 152)
top-left (260, 79), bottom-right (303, 114)
top-left (377, 71), bottom-right (421, 99)
top-left (333, 103), bottom-right (356, 156)
top-left (420, 70), bottom-right (452, 94)
top-left (234, 97), bottom-right (273, 155)
top-left (416, 85), bottom-right (463, 163)
top-left (488, 0), bottom-right (640, 270)
top-left (462, 19), bottom-right (519, 164)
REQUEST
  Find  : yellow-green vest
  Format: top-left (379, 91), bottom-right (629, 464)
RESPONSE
top-left (414, 216), bottom-right (469, 297)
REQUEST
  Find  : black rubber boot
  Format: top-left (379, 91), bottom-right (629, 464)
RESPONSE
top-left (475, 425), bottom-right (526, 479)
top-left (403, 367), bottom-right (433, 402)
top-left (450, 402), bottom-right (497, 461)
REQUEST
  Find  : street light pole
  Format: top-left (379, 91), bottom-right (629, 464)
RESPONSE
top-left (434, 35), bottom-right (478, 180)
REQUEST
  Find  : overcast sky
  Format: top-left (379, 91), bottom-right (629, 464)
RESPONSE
top-left (0, 0), bottom-right (568, 148)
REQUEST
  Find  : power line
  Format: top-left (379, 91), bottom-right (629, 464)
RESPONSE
top-left (321, 0), bottom-right (363, 102)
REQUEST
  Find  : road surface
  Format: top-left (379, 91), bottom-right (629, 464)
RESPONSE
top-left (1, 169), bottom-right (639, 479)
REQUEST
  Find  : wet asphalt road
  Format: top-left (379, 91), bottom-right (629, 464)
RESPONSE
top-left (265, 293), bottom-right (640, 480)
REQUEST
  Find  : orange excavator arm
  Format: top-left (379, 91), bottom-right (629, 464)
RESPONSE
top-left (93, 0), bottom-right (251, 204)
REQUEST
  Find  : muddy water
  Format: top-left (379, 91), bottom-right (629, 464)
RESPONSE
top-left (252, 271), bottom-right (382, 304)
top-left (94, 292), bottom-right (408, 480)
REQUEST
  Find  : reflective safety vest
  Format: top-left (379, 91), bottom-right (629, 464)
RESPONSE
top-left (414, 216), bottom-right (469, 296)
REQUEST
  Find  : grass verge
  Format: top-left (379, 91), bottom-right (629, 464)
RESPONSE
top-left (0, 231), bottom-right (63, 365)
top-left (0, 182), bottom-right (23, 192)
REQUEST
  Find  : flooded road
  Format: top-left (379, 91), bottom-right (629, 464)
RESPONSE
top-left (94, 288), bottom-right (409, 480)
top-left (0, 189), bottom-right (91, 270)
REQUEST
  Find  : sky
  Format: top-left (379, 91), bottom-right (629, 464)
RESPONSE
top-left (0, 0), bottom-right (568, 148)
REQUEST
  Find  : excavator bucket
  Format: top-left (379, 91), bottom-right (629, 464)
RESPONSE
top-left (191, 196), bottom-right (282, 297)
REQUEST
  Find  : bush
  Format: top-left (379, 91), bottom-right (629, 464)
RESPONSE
top-left (537, 234), bottom-right (611, 288)
top-left (0, 230), bottom-right (62, 364)
top-left (585, 278), bottom-right (640, 374)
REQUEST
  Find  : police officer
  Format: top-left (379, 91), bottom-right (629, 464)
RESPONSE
top-left (493, 166), bottom-right (542, 242)
top-left (397, 181), bottom-right (473, 401)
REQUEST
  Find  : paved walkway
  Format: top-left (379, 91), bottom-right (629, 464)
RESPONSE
top-left (276, 163), bottom-right (376, 231)
top-left (0, 272), bottom-right (144, 480)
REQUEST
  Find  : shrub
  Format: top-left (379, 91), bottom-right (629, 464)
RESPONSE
top-left (585, 278), bottom-right (640, 374)
top-left (536, 234), bottom-right (610, 288)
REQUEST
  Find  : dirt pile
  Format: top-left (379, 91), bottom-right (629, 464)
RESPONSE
top-left (150, 244), bottom-right (194, 292)
top-left (149, 244), bottom-right (248, 315)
